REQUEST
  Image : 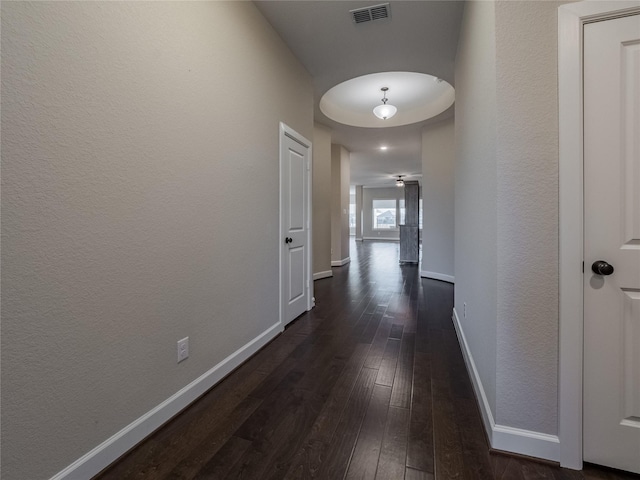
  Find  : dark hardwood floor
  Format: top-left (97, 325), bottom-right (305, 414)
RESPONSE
top-left (96, 240), bottom-right (638, 480)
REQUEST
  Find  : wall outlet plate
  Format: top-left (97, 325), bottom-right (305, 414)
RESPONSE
top-left (177, 337), bottom-right (189, 363)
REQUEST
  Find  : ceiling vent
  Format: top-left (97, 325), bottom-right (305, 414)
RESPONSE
top-left (350, 3), bottom-right (390, 24)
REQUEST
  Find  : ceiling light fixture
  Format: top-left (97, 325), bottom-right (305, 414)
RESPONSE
top-left (373, 87), bottom-right (397, 120)
top-left (396, 175), bottom-right (405, 187)
top-left (380, 145), bottom-right (388, 151)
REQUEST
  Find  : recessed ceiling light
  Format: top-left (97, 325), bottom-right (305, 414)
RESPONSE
top-left (380, 146), bottom-right (388, 150)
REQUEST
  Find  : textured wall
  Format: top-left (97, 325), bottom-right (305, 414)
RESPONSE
top-left (340, 147), bottom-right (351, 259)
top-left (455, 0), bottom-right (562, 439)
top-left (454, 0), bottom-right (499, 416)
top-left (331, 144), bottom-right (350, 262)
top-left (0, 2), bottom-right (312, 479)
top-left (312, 123), bottom-right (332, 276)
top-left (494, 0), bottom-right (561, 434)
top-left (421, 118), bottom-right (455, 279)
top-left (355, 186), bottom-right (364, 240)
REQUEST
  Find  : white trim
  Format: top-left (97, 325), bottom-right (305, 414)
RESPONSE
top-left (557, 1), bottom-right (640, 470)
top-left (50, 322), bottom-right (283, 480)
top-left (452, 309), bottom-right (560, 462)
top-left (307, 140), bottom-right (314, 311)
top-left (362, 237), bottom-right (399, 242)
top-left (331, 257), bottom-right (351, 267)
top-left (420, 270), bottom-right (454, 284)
top-left (492, 426), bottom-right (560, 462)
top-left (313, 270), bottom-right (333, 281)
top-left (279, 122), bottom-right (314, 328)
top-left (452, 308), bottom-right (495, 440)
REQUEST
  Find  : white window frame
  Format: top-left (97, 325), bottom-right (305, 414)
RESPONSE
top-left (372, 198), bottom-right (399, 231)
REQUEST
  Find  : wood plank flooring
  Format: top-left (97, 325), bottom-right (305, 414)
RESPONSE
top-left (96, 240), bottom-right (638, 480)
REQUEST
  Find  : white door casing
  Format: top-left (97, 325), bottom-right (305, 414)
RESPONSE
top-left (280, 123), bottom-right (313, 327)
top-left (558, 1), bottom-right (640, 471)
top-left (583, 14), bottom-right (640, 474)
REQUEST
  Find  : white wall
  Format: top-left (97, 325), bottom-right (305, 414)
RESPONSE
top-left (454, 0), bottom-right (498, 419)
top-left (331, 144), bottom-right (350, 264)
top-left (0, 2), bottom-right (313, 479)
top-left (313, 123), bottom-right (333, 278)
top-left (454, 0), bottom-right (564, 458)
top-left (340, 148), bottom-right (351, 258)
top-left (355, 185), bottom-right (364, 241)
top-left (494, 0), bottom-right (560, 434)
top-left (421, 118), bottom-right (455, 283)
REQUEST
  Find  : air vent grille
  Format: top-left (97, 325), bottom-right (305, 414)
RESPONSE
top-left (350, 3), bottom-right (390, 24)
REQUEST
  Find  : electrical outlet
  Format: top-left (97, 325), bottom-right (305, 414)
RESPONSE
top-left (177, 337), bottom-right (189, 363)
top-left (463, 303), bottom-right (467, 318)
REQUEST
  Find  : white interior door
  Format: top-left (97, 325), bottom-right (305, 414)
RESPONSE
top-left (280, 124), bottom-right (311, 326)
top-left (583, 13), bottom-right (640, 474)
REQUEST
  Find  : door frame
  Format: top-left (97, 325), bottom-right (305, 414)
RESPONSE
top-left (558, 1), bottom-right (640, 470)
top-left (279, 122), bottom-right (314, 328)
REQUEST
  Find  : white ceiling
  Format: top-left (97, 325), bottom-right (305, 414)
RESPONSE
top-left (254, 0), bottom-right (465, 187)
top-left (320, 72), bottom-right (455, 128)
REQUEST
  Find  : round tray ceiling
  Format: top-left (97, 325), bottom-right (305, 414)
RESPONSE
top-left (320, 71), bottom-right (455, 128)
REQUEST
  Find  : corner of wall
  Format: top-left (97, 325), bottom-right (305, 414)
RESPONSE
top-left (330, 144), bottom-right (350, 263)
top-left (421, 118), bottom-right (455, 280)
top-left (313, 124), bottom-right (333, 275)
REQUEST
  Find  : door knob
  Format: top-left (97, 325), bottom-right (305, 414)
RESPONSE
top-left (591, 260), bottom-right (614, 276)
top-left (285, 237), bottom-right (293, 244)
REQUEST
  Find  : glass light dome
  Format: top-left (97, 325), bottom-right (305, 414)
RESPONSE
top-left (373, 103), bottom-right (397, 120)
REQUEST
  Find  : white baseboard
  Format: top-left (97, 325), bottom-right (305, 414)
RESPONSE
top-left (451, 308), bottom-right (495, 439)
top-left (492, 424), bottom-right (560, 461)
top-left (50, 322), bottom-right (283, 480)
top-left (331, 257), bottom-right (351, 267)
top-left (451, 308), bottom-right (560, 463)
top-left (313, 270), bottom-right (333, 280)
top-left (420, 270), bottom-right (455, 284)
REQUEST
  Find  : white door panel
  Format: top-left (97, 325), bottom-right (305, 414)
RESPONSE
top-left (583, 13), bottom-right (640, 474)
top-left (280, 125), bottom-right (311, 326)
top-left (288, 245), bottom-right (305, 301)
top-left (288, 150), bottom-right (305, 233)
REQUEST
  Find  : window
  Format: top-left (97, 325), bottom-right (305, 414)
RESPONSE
top-left (349, 202), bottom-right (356, 236)
top-left (349, 203), bottom-right (356, 228)
top-left (373, 199), bottom-right (397, 229)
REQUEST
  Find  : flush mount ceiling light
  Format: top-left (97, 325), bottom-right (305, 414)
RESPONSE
top-left (396, 175), bottom-right (405, 187)
top-left (373, 87), bottom-right (398, 120)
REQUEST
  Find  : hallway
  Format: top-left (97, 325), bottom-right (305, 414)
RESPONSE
top-left (97, 241), bottom-right (636, 480)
